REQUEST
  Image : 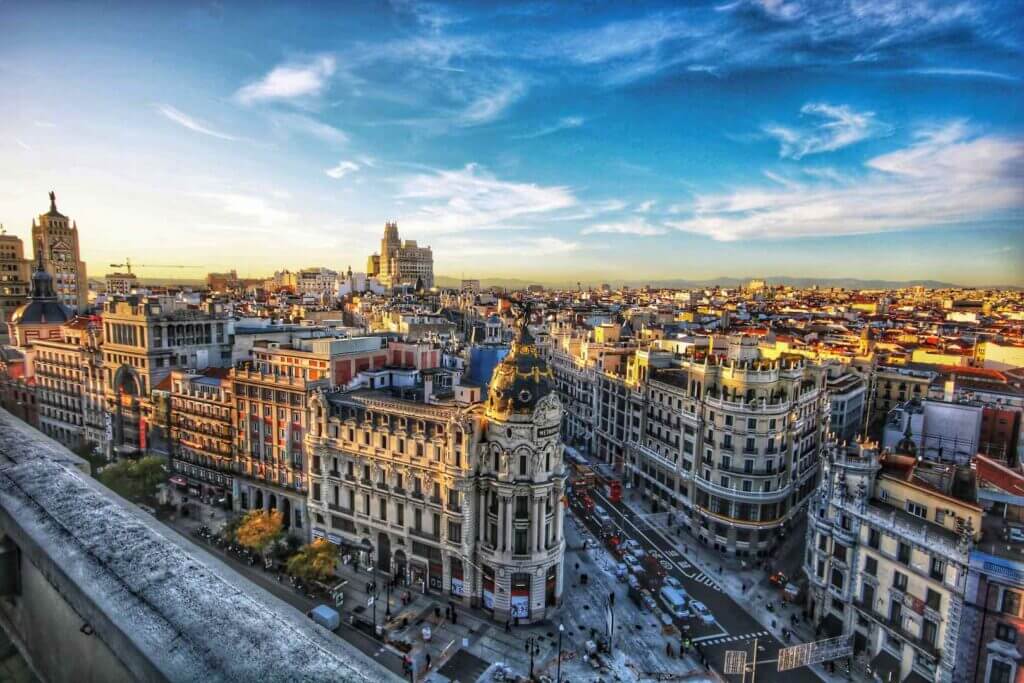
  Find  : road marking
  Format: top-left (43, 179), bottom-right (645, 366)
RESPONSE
top-left (696, 631), bottom-right (769, 647)
top-left (591, 490), bottom-right (721, 594)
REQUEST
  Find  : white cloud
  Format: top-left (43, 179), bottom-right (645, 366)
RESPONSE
top-left (325, 160), bottom-right (360, 179)
top-left (236, 55), bottom-right (336, 104)
top-left (198, 193), bottom-right (292, 226)
top-left (514, 116), bottom-right (585, 139)
top-left (436, 235), bottom-right (580, 257)
top-left (906, 67), bottom-right (1019, 82)
top-left (398, 163), bottom-right (577, 233)
top-left (156, 104), bottom-right (237, 141)
top-left (670, 122), bottom-right (1024, 241)
top-left (581, 219), bottom-right (667, 236)
top-left (459, 77), bottom-right (527, 125)
top-left (763, 103), bottom-right (889, 159)
top-left (14, 139), bottom-right (31, 151)
top-left (271, 113), bottom-right (348, 145)
top-left (637, 200), bottom-right (656, 212)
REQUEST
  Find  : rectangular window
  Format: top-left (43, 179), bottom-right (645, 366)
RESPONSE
top-left (897, 542), bottom-right (911, 565)
top-left (379, 499), bottom-right (387, 521)
top-left (448, 521), bottom-right (462, 544)
top-left (930, 557), bottom-right (945, 581)
top-left (996, 623), bottom-right (1018, 644)
top-left (893, 571), bottom-right (908, 591)
top-left (925, 589), bottom-right (941, 611)
top-left (396, 504), bottom-right (404, 526)
top-left (514, 529), bottom-right (528, 555)
top-left (868, 528), bottom-right (880, 549)
top-left (1002, 590), bottom-right (1022, 616)
top-left (906, 500), bottom-right (927, 519)
top-left (865, 556), bottom-right (878, 576)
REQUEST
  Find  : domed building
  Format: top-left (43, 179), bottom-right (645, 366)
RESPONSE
top-left (7, 244), bottom-right (72, 347)
top-left (306, 310), bottom-right (566, 624)
top-left (476, 314), bottom-right (566, 622)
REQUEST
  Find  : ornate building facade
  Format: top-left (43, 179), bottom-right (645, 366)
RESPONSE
top-left (306, 318), bottom-right (565, 622)
top-left (100, 296), bottom-right (233, 457)
top-left (32, 192), bottom-right (87, 313)
top-left (805, 440), bottom-right (981, 683)
top-left (367, 222), bottom-right (434, 290)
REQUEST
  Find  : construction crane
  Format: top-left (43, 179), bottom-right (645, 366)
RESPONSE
top-left (108, 258), bottom-right (205, 274)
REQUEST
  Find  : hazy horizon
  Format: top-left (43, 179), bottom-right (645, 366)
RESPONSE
top-left (2, 1), bottom-right (1022, 285)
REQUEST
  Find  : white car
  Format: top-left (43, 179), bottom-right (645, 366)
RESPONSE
top-left (690, 600), bottom-right (715, 624)
top-left (622, 554), bottom-right (641, 571)
top-left (663, 576), bottom-right (683, 591)
top-left (623, 539), bottom-right (642, 554)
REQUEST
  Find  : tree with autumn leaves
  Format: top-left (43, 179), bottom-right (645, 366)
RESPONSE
top-left (286, 539), bottom-right (339, 583)
top-left (234, 509), bottom-right (284, 557)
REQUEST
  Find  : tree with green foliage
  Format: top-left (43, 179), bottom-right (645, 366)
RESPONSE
top-left (235, 509), bottom-right (284, 557)
top-left (97, 456), bottom-right (166, 503)
top-left (286, 539), bottom-right (339, 583)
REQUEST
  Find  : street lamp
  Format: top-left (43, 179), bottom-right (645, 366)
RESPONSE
top-left (525, 636), bottom-right (541, 681)
top-left (556, 624), bottom-right (564, 683)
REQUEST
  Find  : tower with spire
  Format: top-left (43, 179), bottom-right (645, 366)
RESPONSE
top-left (32, 191), bottom-right (88, 313)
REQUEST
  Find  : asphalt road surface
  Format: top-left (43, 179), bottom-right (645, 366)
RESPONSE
top-left (580, 489), bottom-right (822, 683)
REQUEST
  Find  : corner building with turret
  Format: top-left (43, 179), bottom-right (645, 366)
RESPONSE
top-left (306, 319), bottom-right (565, 622)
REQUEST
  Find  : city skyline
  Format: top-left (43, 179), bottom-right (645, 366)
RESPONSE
top-left (2, 1), bottom-right (1022, 285)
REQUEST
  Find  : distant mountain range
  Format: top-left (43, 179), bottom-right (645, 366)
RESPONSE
top-left (436, 275), bottom-right (1022, 291)
top-left (90, 275), bottom-right (1020, 292)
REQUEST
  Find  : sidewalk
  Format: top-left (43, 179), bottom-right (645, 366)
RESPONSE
top-left (621, 494), bottom-right (856, 682)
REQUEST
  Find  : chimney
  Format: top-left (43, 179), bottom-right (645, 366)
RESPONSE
top-left (423, 373), bottom-right (434, 405)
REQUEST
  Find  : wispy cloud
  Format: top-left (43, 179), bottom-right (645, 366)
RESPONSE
top-left (270, 113), bottom-right (348, 145)
top-left (156, 104), bottom-right (237, 141)
top-left (198, 193), bottom-right (292, 226)
top-left (539, 2), bottom-right (1013, 85)
top-left (637, 200), bottom-right (656, 213)
top-left (460, 80), bottom-right (526, 125)
top-left (14, 139), bottom-right (31, 151)
top-left (904, 67), bottom-right (1020, 82)
top-left (514, 116), bottom-right (585, 139)
top-left (236, 55), bottom-right (336, 104)
top-left (581, 219), bottom-right (667, 236)
top-left (670, 121), bottom-right (1024, 241)
top-left (398, 163), bottom-right (577, 233)
top-left (436, 234), bottom-right (581, 257)
top-left (763, 103), bottom-right (889, 159)
top-left (325, 160), bottom-right (360, 179)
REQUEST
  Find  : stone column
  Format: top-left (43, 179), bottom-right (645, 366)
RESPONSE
top-left (503, 495), bottom-right (513, 553)
top-left (554, 485), bottom-right (564, 542)
top-left (534, 497), bottom-right (544, 552)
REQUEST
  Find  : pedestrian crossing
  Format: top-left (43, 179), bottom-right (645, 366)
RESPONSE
top-left (695, 630), bottom-right (770, 647)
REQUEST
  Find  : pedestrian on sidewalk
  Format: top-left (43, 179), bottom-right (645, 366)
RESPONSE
top-left (425, 653), bottom-right (431, 670)
top-left (505, 619), bottom-right (511, 633)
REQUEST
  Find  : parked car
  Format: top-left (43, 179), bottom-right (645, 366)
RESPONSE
top-left (663, 576), bottom-right (683, 591)
top-left (307, 605), bottom-right (341, 631)
top-left (1009, 527), bottom-right (1024, 544)
top-left (622, 554), bottom-right (640, 571)
top-left (690, 600), bottom-right (715, 624)
top-left (615, 563), bottom-right (628, 581)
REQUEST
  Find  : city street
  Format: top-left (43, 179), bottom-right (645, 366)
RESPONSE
top-left (581, 487), bottom-right (824, 683)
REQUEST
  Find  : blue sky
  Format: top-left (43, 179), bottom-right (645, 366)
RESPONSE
top-left (1, 0), bottom-right (1022, 285)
